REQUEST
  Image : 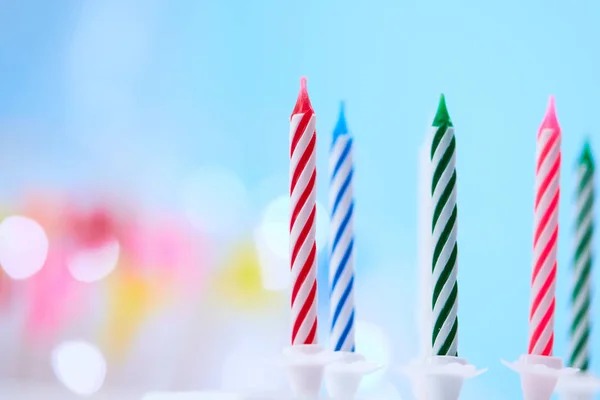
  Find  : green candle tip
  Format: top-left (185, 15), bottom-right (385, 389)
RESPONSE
top-left (432, 94), bottom-right (453, 127)
top-left (580, 140), bottom-right (595, 169)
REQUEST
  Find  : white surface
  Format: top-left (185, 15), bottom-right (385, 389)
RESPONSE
top-left (0, 383), bottom-right (254, 400)
top-left (143, 392), bottom-right (252, 400)
top-left (0, 383), bottom-right (390, 400)
top-left (0, 381), bottom-right (142, 399)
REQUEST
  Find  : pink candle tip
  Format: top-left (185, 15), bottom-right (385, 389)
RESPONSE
top-left (539, 95), bottom-right (560, 134)
top-left (292, 77), bottom-right (313, 116)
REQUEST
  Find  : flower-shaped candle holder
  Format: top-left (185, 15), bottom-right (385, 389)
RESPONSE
top-left (502, 354), bottom-right (578, 400)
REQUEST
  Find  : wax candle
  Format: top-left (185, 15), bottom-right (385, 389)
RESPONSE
top-left (289, 77), bottom-right (318, 345)
top-left (528, 96), bottom-right (561, 356)
top-left (418, 131), bottom-right (433, 360)
top-left (430, 94), bottom-right (459, 357)
top-left (328, 102), bottom-right (356, 352)
top-left (568, 141), bottom-right (594, 370)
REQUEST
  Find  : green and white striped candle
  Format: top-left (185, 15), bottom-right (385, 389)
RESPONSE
top-left (430, 94), bottom-right (459, 357)
top-left (569, 141), bottom-right (595, 371)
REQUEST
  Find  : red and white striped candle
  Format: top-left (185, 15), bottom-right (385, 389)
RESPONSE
top-left (289, 77), bottom-right (318, 345)
top-left (528, 95), bottom-right (562, 356)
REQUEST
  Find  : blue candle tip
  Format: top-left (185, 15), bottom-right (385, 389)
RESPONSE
top-left (333, 101), bottom-right (349, 141)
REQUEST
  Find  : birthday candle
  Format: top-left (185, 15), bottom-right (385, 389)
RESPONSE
top-left (328, 102), bottom-right (356, 352)
top-left (528, 96), bottom-right (561, 356)
top-left (430, 94), bottom-right (459, 357)
top-left (418, 132), bottom-right (433, 360)
top-left (568, 141), bottom-right (594, 370)
top-left (289, 77), bottom-right (318, 345)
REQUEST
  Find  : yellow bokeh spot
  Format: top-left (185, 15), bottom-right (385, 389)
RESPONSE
top-left (212, 241), bottom-right (283, 311)
top-left (100, 264), bottom-right (165, 360)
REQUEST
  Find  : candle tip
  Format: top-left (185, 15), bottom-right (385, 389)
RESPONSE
top-left (333, 101), bottom-right (349, 141)
top-left (539, 95), bottom-right (560, 133)
top-left (580, 139), bottom-right (595, 169)
top-left (432, 94), bottom-right (453, 127)
top-left (300, 76), bottom-right (307, 91)
top-left (291, 77), bottom-right (313, 117)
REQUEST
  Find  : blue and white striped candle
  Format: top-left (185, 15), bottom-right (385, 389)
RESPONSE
top-left (328, 102), bottom-right (356, 352)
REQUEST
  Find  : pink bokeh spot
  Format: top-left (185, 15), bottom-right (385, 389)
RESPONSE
top-left (121, 216), bottom-right (208, 291)
top-left (66, 207), bottom-right (119, 250)
top-left (24, 246), bottom-right (86, 345)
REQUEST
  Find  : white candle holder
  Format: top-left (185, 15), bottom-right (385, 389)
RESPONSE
top-left (556, 372), bottom-right (600, 400)
top-left (278, 344), bottom-right (340, 399)
top-left (399, 358), bottom-right (430, 400)
top-left (323, 352), bottom-right (382, 399)
top-left (400, 356), bottom-right (486, 400)
top-left (501, 354), bottom-right (578, 400)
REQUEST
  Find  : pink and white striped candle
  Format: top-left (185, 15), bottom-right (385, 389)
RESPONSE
top-left (528, 95), bottom-right (562, 356)
top-left (289, 77), bottom-right (318, 345)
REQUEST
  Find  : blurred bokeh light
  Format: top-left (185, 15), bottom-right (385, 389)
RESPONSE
top-left (0, 216), bottom-right (49, 280)
top-left (51, 340), bottom-right (107, 396)
top-left (67, 239), bottom-right (120, 282)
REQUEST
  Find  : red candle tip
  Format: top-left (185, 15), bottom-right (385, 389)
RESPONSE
top-left (539, 95), bottom-right (560, 134)
top-left (291, 77), bottom-right (313, 117)
top-left (300, 76), bottom-right (307, 90)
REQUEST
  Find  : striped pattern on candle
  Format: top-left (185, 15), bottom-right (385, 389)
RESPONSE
top-left (569, 145), bottom-right (594, 370)
top-left (290, 106), bottom-right (318, 346)
top-left (329, 133), bottom-right (355, 352)
top-left (528, 127), bottom-right (561, 356)
top-left (430, 96), bottom-right (459, 357)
